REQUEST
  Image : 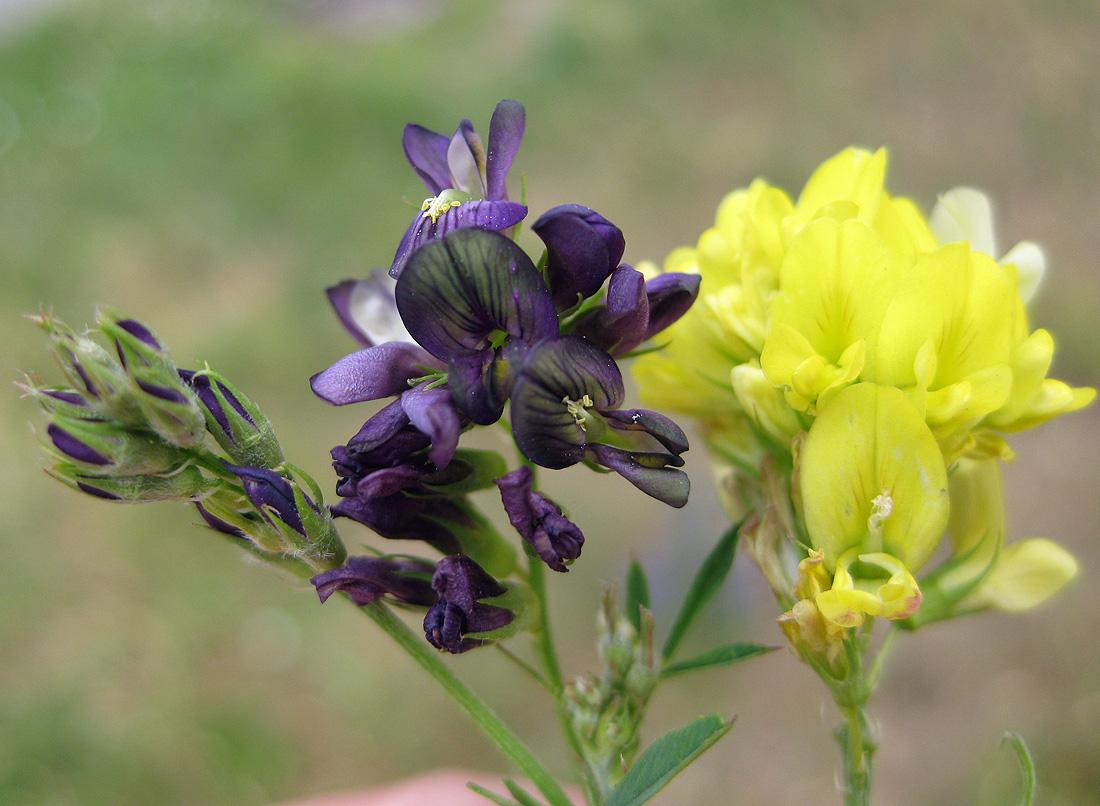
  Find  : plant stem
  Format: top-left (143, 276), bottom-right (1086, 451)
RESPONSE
top-left (362, 602), bottom-right (574, 806)
top-left (840, 703), bottom-right (871, 806)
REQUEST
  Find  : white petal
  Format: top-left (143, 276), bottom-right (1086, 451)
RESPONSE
top-left (1001, 240), bottom-right (1046, 303)
top-left (930, 186), bottom-right (997, 256)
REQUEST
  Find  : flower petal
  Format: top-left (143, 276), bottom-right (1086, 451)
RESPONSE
top-left (602, 408), bottom-right (690, 456)
top-left (447, 120), bottom-right (486, 197)
top-left (326, 271), bottom-right (414, 348)
top-left (403, 123), bottom-right (452, 195)
top-left (485, 100), bottom-right (525, 200)
top-left (401, 383), bottom-right (461, 470)
top-left (586, 443), bottom-right (690, 508)
top-left (643, 272), bottom-right (701, 339)
top-left (533, 205), bottom-right (625, 309)
top-left (573, 264), bottom-right (649, 356)
top-left (310, 343), bottom-right (439, 406)
top-left (311, 555), bottom-right (436, 607)
top-left (389, 199), bottom-right (528, 278)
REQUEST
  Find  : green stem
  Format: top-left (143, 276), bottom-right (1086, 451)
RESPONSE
top-left (840, 704), bottom-right (871, 806)
top-left (362, 602), bottom-right (574, 806)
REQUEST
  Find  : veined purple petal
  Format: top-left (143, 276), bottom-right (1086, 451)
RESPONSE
top-left (225, 464), bottom-right (309, 534)
top-left (424, 555), bottom-right (513, 653)
top-left (403, 123), bottom-right (452, 195)
top-left (396, 228), bottom-right (555, 362)
top-left (496, 466), bottom-right (584, 572)
top-left (486, 100), bottom-right (525, 200)
top-left (48, 422), bottom-right (111, 466)
top-left (643, 273), bottom-right (702, 339)
top-left (509, 336), bottom-right (624, 469)
top-left (326, 272), bottom-right (413, 348)
top-left (603, 408), bottom-right (690, 456)
top-left (401, 384), bottom-right (461, 469)
top-left (446, 351), bottom-right (509, 426)
top-left (587, 443), bottom-right (690, 508)
top-left (574, 264), bottom-right (649, 356)
top-left (311, 555), bottom-right (436, 607)
top-left (533, 205), bottom-right (625, 309)
top-left (310, 343), bottom-right (440, 406)
top-left (447, 120), bottom-right (487, 197)
top-left (354, 464), bottom-right (428, 499)
top-left (389, 199), bottom-right (528, 278)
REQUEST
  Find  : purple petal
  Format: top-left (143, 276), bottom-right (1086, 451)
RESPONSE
top-left (486, 100), bottom-right (525, 200)
top-left (326, 272), bottom-right (413, 348)
top-left (603, 408), bottom-right (690, 456)
top-left (311, 555), bottom-right (436, 607)
top-left (225, 464), bottom-right (307, 533)
top-left (332, 493), bottom-right (463, 555)
top-left (403, 123), bottom-right (452, 195)
top-left (194, 502), bottom-right (246, 538)
top-left (446, 351), bottom-right (508, 426)
top-left (495, 466), bottom-right (583, 572)
top-left (389, 199), bottom-right (528, 278)
top-left (402, 384), bottom-right (461, 469)
top-left (509, 336), bottom-right (625, 469)
top-left (424, 555), bottom-right (513, 653)
top-left (573, 264), bottom-right (649, 356)
top-left (533, 205), bottom-right (625, 309)
top-left (116, 319), bottom-right (161, 350)
top-left (354, 465), bottom-right (426, 499)
top-left (643, 273), bottom-right (702, 339)
top-left (310, 343), bottom-right (440, 406)
top-left (587, 443), bottom-right (690, 508)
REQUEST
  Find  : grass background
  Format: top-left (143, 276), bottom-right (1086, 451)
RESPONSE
top-left (1, 1), bottom-right (1098, 803)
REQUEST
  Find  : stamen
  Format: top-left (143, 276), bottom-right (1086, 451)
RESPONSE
top-left (563, 394), bottom-right (594, 431)
top-left (420, 194), bottom-right (464, 224)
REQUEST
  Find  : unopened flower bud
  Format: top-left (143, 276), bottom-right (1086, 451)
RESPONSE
top-left (423, 554), bottom-right (515, 653)
top-left (50, 462), bottom-right (211, 503)
top-left (97, 310), bottom-right (206, 448)
top-left (46, 415), bottom-right (188, 475)
top-left (179, 369), bottom-right (283, 468)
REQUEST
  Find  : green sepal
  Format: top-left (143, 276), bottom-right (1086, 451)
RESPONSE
top-left (421, 449), bottom-right (508, 495)
top-left (46, 415), bottom-right (190, 476)
top-left (902, 532), bottom-right (1001, 630)
top-left (423, 497), bottom-right (517, 578)
top-left (288, 476), bottom-right (346, 568)
top-left (189, 368), bottom-right (284, 468)
top-left (49, 462), bottom-right (212, 502)
top-left (464, 580), bottom-right (537, 643)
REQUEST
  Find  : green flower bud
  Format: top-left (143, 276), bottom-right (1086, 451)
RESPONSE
top-left (46, 415), bottom-right (189, 476)
top-left (49, 463), bottom-right (212, 502)
top-left (179, 369), bottom-right (283, 468)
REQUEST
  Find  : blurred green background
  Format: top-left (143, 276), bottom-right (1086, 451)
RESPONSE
top-left (2, 1), bottom-right (1098, 803)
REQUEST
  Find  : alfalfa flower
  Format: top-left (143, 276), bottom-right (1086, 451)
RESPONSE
top-left (496, 466), bottom-right (585, 572)
top-left (423, 554), bottom-right (516, 654)
top-left (391, 100), bottom-right (527, 277)
top-left (311, 555), bottom-right (437, 608)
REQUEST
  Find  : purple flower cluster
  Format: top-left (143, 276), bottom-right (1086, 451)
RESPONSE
top-left (307, 101), bottom-right (700, 652)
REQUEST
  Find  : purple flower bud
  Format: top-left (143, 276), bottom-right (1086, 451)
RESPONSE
top-left (225, 464), bottom-right (314, 535)
top-left (496, 466), bottom-right (584, 572)
top-left (311, 555), bottom-right (437, 607)
top-left (48, 422), bottom-right (110, 466)
top-left (194, 502), bottom-right (247, 538)
top-left (424, 555), bottom-right (514, 653)
top-left (641, 273), bottom-right (701, 339)
top-left (180, 369), bottom-right (283, 468)
top-left (533, 205), bottom-right (626, 310)
top-left (48, 463), bottom-right (211, 503)
top-left (509, 336), bottom-right (690, 507)
top-left (46, 415), bottom-right (188, 475)
top-left (571, 264), bottom-right (650, 356)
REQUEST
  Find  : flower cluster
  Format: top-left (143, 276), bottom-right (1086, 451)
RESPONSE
top-left (307, 101), bottom-right (699, 651)
top-left (632, 148), bottom-right (1093, 666)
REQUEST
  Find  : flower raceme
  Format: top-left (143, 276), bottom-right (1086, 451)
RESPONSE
top-left (633, 147), bottom-right (1093, 647)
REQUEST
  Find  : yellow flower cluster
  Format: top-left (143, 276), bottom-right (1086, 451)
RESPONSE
top-left (633, 148), bottom-right (1092, 642)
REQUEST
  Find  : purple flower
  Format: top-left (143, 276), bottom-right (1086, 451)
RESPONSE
top-left (311, 555), bottom-right (436, 607)
top-left (532, 204), bottom-right (626, 310)
top-left (509, 336), bottom-right (690, 507)
top-left (310, 342), bottom-right (443, 406)
top-left (331, 492), bottom-right (466, 556)
top-left (391, 100), bottom-right (528, 277)
top-left (423, 555), bottom-right (514, 653)
top-left (326, 270), bottom-right (415, 348)
top-left (496, 466), bottom-right (584, 572)
top-left (395, 228), bottom-right (558, 424)
top-left (571, 268), bottom-right (702, 357)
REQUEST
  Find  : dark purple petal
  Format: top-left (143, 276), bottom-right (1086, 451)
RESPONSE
top-left (533, 205), bottom-right (626, 309)
top-left (76, 481), bottom-right (122, 500)
top-left (587, 443), bottom-right (690, 508)
top-left (180, 370), bottom-right (254, 441)
top-left (389, 199), bottom-right (528, 278)
top-left (326, 274), bottom-right (412, 348)
top-left (354, 464), bottom-right (426, 499)
top-left (225, 464), bottom-right (307, 534)
top-left (446, 351), bottom-right (508, 426)
top-left (134, 378), bottom-right (188, 403)
top-left (311, 555), bottom-right (436, 607)
top-left (47, 422), bottom-right (111, 466)
top-left (643, 273), bottom-right (702, 339)
top-left (395, 227), bottom-right (557, 361)
top-left (194, 502), bottom-right (246, 538)
top-left (310, 343), bottom-right (440, 406)
top-left (603, 408), bottom-right (690, 456)
top-left (486, 100), bottom-right (525, 200)
top-left (496, 466), bottom-right (584, 572)
top-left (44, 389), bottom-right (90, 407)
top-left (573, 264), bottom-right (650, 356)
top-left (424, 555), bottom-right (513, 653)
top-left (401, 384), bottom-right (461, 469)
top-left (116, 319), bottom-right (161, 350)
top-left (509, 336), bottom-right (625, 469)
top-left (403, 123), bottom-right (452, 195)
top-left (447, 120), bottom-right (487, 196)
top-left (332, 494), bottom-right (463, 555)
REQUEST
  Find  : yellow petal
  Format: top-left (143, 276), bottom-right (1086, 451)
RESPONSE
top-left (799, 383), bottom-right (949, 570)
top-left (964, 538), bottom-right (1078, 612)
top-left (797, 147), bottom-right (888, 223)
top-left (731, 363), bottom-right (802, 447)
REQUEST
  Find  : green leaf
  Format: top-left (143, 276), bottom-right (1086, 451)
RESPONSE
top-left (662, 521), bottom-right (742, 661)
top-left (504, 778), bottom-right (546, 806)
top-left (1002, 732), bottom-right (1036, 806)
top-left (662, 642), bottom-right (778, 678)
top-left (467, 782), bottom-right (521, 806)
top-left (605, 714), bottom-right (734, 806)
top-left (625, 557), bottom-right (651, 631)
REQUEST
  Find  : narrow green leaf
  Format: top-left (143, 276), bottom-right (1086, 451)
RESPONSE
top-left (625, 557), bottom-right (651, 631)
top-left (606, 714), bottom-right (734, 806)
top-left (504, 778), bottom-right (546, 806)
top-left (467, 782), bottom-right (521, 806)
top-left (1002, 732), bottom-right (1036, 806)
top-left (662, 522), bottom-right (742, 661)
top-left (662, 642), bottom-right (778, 678)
